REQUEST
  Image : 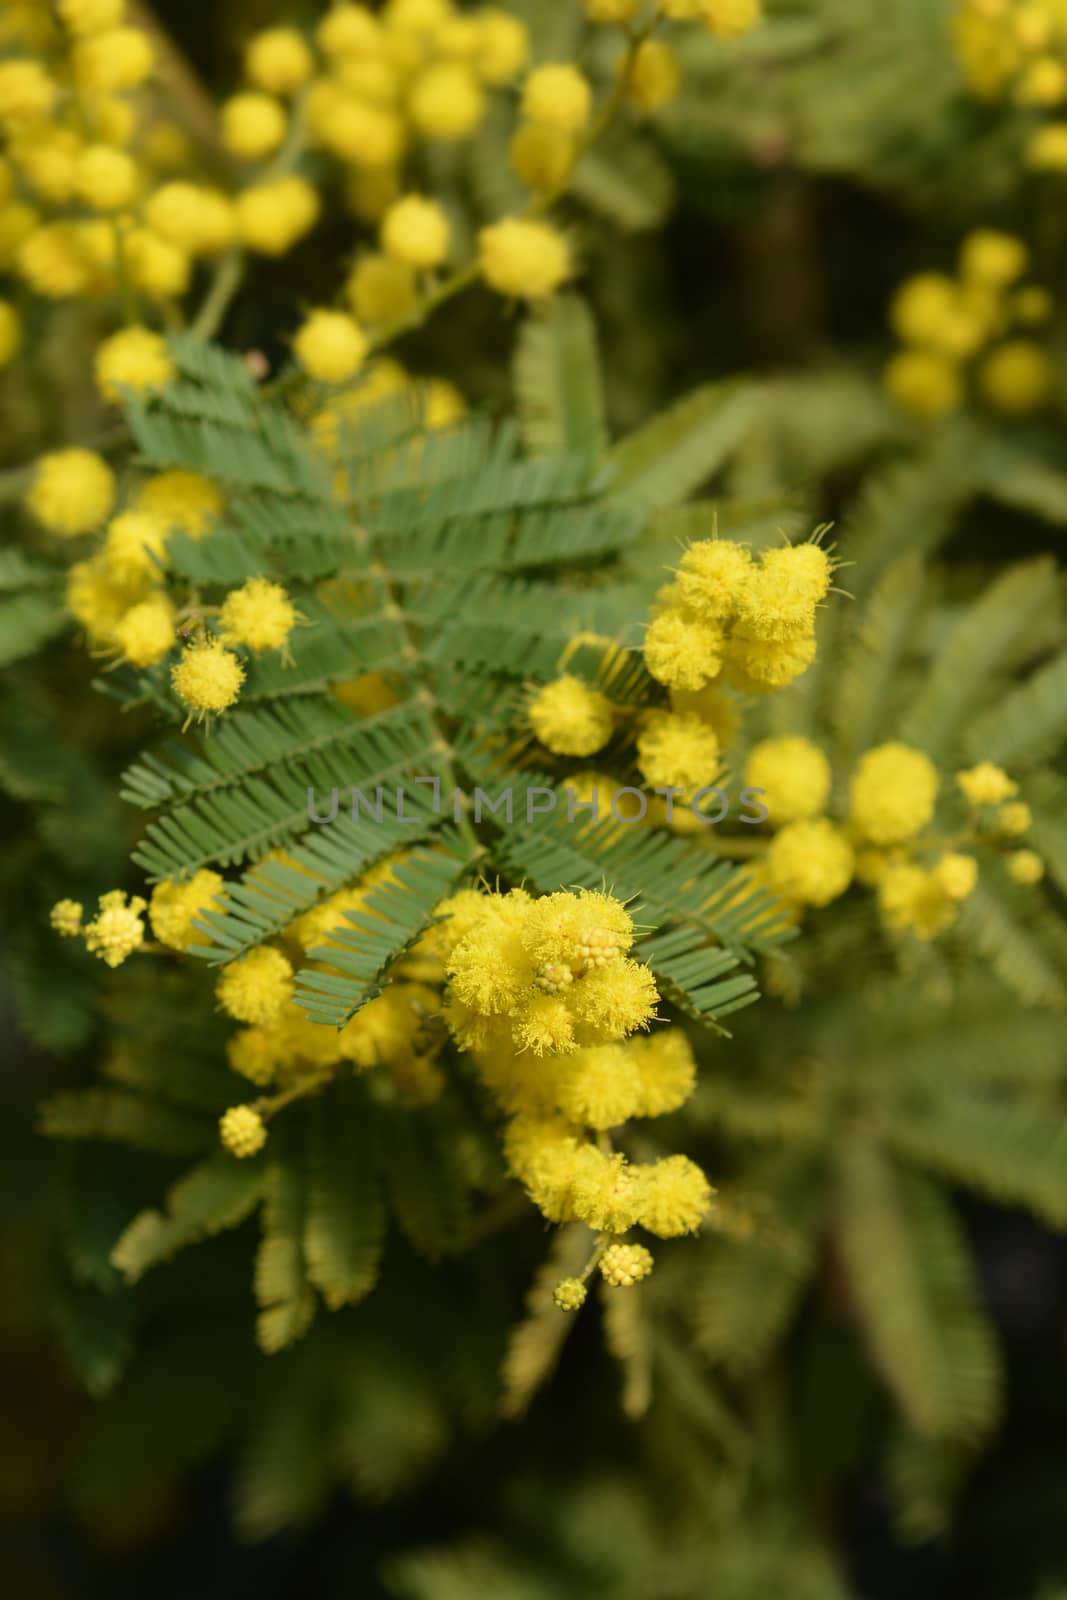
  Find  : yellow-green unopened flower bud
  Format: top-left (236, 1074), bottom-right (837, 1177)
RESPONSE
top-left (220, 1104), bottom-right (267, 1158)
top-left (553, 1276), bottom-right (587, 1312)
top-left (600, 1241), bottom-right (654, 1287)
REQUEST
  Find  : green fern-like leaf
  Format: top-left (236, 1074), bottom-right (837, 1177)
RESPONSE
top-left (303, 1097), bottom-right (385, 1310)
top-left (294, 833), bottom-right (474, 1026)
top-left (514, 293), bottom-right (607, 460)
top-left (254, 1158), bottom-right (317, 1354)
top-left (111, 1152), bottom-right (267, 1283)
top-left (835, 1143), bottom-right (1001, 1440)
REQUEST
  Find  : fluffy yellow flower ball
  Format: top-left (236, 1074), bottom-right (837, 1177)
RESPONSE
top-left (316, 4), bottom-right (382, 59)
top-left (103, 510), bottom-right (169, 583)
top-left (149, 870), bottom-right (225, 951)
top-left (219, 1105), bottom-right (267, 1158)
top-left (508, 123), bottom-right (576, 192)
top-left (236, 175), bottom-right (320, 256)
top-left (95, 96), bottom-right (138, 146)
top-left (633, 1155), bottom-right (713, 1237)
top-left (17, 223), bottom-right (97, 299)
top-left (931, 852), bottom-right (978, 902)
top-left (627, 40), bottom-right (683, 109)
top-left (732, 543), bottom-right (832, 643)
top-left (674, 538), bottom-right (753, 619)
top-left (637, 710), bottom-right (720, 792)
top-left (84, 889), bottom-right (146, 967)
top-left (95, 326), bottom-right (175, 403)
top-left (217, 946), bottom-right (294, 1026)
top-left (997, 801), bottom-right (1032, 837)
top-left (521, 64), bottom-right (593, 134)
top-left (0, 61), bottom-right (57, 128)
top-left (1018, 55), bottom-right (1067, 107)
top-left (72, 27), bottom-right (154, 92)
top-left (890, 274), bottom-right (964, 351)
top-left (956, 761), bottom-right (1017, 806)
top-left (221, 93), bottom-right (287, 161)
top-left (479, 217), bottom-right (570, 298)
top-left (10, 125), bottom-right (81, 203)
top-left (883, 350), bottom-right (963, 420)
top-left (26, 448), bottom-right (115, 536)
top-left (1009, 850), bottom-right (1044, 886)
top-left (219, 577), bottom-right (297, 652)
top-left (701, 0), bottom-right (762, 38)
top-left (58, 0), bottom-right (126, 34)
top-left (293, 309), bottom-right (368, 383)
top-left (244, 28), bottom-right (314, 96)
top-left (600, 1242), bottom-right (654, 1287)
top-left (725, 630), bottom-right (817, 693)
top-left (381, 194), bottom-right (450, 268)
top-left (878, 863), bottom-right (956, 940)
top-left (228, 1025), bottom-right (286, 1088)
top-left (978, 340), bottom-right (1054, 415)
top-left (554, 1043), bottom-right (642, 1130)
top-left (766, 818), bottom-right (854, 907)
top-left (631, 1030), bottom-right (697, 1116)
top-left (529, 674), bottom-right (614, 756)
top-left (66, 557), bottom-right (143, 646)
top-left (744, 736), bottom-right (831, 825)
top-left (849, 742), bottom-right (938, 845)
top-left (171, 639), bottom-right (245, 718)
top-left (477, 8), bottom-right (529, 83)
top-left (408, 61), bottom-right (485, 140)
top-left (73, 144), bottom-right (138, 211)
top-left (643, 608), bottom-right (724, 690)
top-left (959, 228), bottom-right (1028, 288)
top-left (144, 183), bottom-right (237, 256)
top-left (111, 594), bottom-right (176, 667)
top-left (346, 254), bottom-right (418, 324)
top-left (1028, 122), bottom-right (1067, 169)
top-left (124, 228), bottom-right (191, 300)
top-left (135, 470), bottom-right (222, 539)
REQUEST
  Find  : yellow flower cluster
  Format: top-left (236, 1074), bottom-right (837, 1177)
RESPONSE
top-left (884, 231), bottom-right (1055, 421)
top-left (38, 448), bottom-right (298, 717)
top-left (645, 534), bottom-right (835, 696)
top-left (213, 849), bottom-right (454, 1130)
top-left (226, 979), bottom-right (448, 1107)
top-left (729, 737), bottom-right (1043, 939)
top-left (148, 870), bottom-right (226, 952)
top-left (53, 887), bottom-right (147, 967)
top-left (441, 886), bottom-right (659, 1056)
top-left (953, 0), bottom-right (1067, 112)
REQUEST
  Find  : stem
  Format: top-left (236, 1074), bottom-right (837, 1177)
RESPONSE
top-left (188, 90), bottom-right (310, 345)
top-left (190, 249), bottom-right (245, 342)
top-left (110, 220), bottom-right (141, 328)
top-left (356, 546), bottom-right (484, 861)
top-left (579, 1232), bottom-right (612, 1283)
top-left (257, 1073), bottom-right (332, 1119)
